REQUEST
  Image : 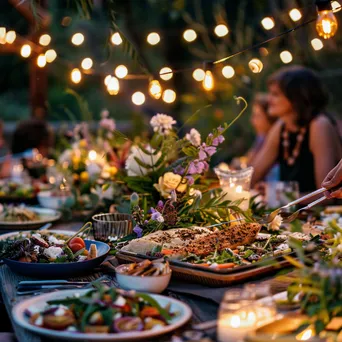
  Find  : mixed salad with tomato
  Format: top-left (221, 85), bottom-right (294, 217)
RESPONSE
top-left (25, 283), bottom-right (175, 333)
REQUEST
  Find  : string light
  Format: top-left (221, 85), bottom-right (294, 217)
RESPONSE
top-left (249, 58), bottom-right (263, 73)
top-left (71, 33), bottom-right (84, 45)
top-left (203, 70), bottom-right (214, 91)
top-left (159, 67), bottom-right (173, 81)
top-left (39, 34), bottom-right (51, 46)
top-left (115, 65), bottom-right (128, 79)
top-left (71, 68), bottom-right (82, 84)
top-left (280, 50), bottom-right (293, 64)
top-left (0, 27), bottom-right (6, 44)
top-left (81, 57), bottom-right (93, 70)
top-left (5, 30), bottom-right (16, 44)
top-left (107, 76), bottom-right (120, 95)
top-left (261, 17), bottom-right (275, 30)
top-left (311, 38), bottom-right (324, 50)
top-left (147, 32), bottom-right (160, 45)
top-left (192, 68), bottom-right (205, 81)
top-left (104, 75), bottom-right (112, 86)
top-left (289, 8), bottom-right (302, 21)
top-left (214, 24), bottom-right (229, 37)
top-left (132, 92), bottom-right (145, 105)
top-left (111, 32), bottom-right (122, 45)
top-left (259, 47), bottom-right (269, 56)
top-left (332, 1), bottom-right (341, 12)
top-left (183, 29), bottom-right (197, 42)
top-left (316, 1), bottom-right (338, 39)
top-left (149, 80), bottom-right (162, 99)
top-left (222, 65), bottom-right (235, 79)
top-left (20, 44), bottom-right (31, 58)
top-left (45, 49), bottom-right (57, 63)
top-left (37, 54), bottom-right (47, 68)
top-left (162, 89), bottom-right (176, 103)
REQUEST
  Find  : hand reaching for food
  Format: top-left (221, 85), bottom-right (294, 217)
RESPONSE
top-left (322, 159), bottom-right (342, 199)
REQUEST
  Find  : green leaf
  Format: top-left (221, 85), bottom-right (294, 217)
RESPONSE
top-left (314, 320), bottom-right (325, 334)
top-left (136, 293), bottom-right (171, 321)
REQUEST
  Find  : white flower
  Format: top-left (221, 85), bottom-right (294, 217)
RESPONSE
top-left (86, 163), bottom-right (102, 178)
top-left (185, 128), bottom-right (201, 147)
top-left (91, 184), bottom-right (114, 201)
top-left (125, 145), bottom-right (162, 177)
top-left (189, 188), bottom-right (202, 199)
top-left (150, 113), bottom-right (176, 135)
top-left (267, 214), bottom-right (283, 231)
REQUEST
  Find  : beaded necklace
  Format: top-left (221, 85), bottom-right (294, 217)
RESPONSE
top-left (282, 127), bottom-right (307, 166)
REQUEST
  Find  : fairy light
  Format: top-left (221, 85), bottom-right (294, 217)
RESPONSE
top-left (81, 57), bottom-right (93, 70)
top-left (20, 44), bottom-right (31, 58)
top-left (311, 38), bottom-right (324, 50)
top-left (88, 150), bottom-right (97, 161)
top-left (261, 17), bottom-right (275, 30)
top-left (316, 1), bottom-right (338, 39)
top-left (111, 32), bottom-right (122, 45)
top-left (259, 47), bottom-right (269, 56)
top-left (0, 27), bottom-right (6, 44)
top-left (192, 68), bottom-right (205, 81)
top-left (5, 30), bottom-right (16, 44)
top-left (104, 75), bottom-right (112, 86)
top-left (37, 54), bottom-right (46, 68)
top-left (39, 34), bottom-right (51, 46)
top-left (45, 49), bottom-right (57, 63)
top-left (147, 32), bottom-right (160, 45)
top-left (203, 70), bottom-right (214, 91)
top-left (71, 68), bottom-right (82, 84)
top-left (280, 50), bottom-right (293, 64)
top-left (332, 1), bottom-right (341, 12)
top-left (71, 33), bottom-right (84, 45)
top-left (159, 67), bottom-right (173, 81)
top-left (115, 65), bottom-right (128, 79)
top-left (249, 58), bottom-right (263, 73)
top-left (183, 29), bottom-right (197, 42)
top-left (107, 76), bottom-right (120, 95)
top-left (149, 80), bottom-right (162, 99)
top-left (222, 65), bottom-right (235, 79)
top-left (132, 92), bottom-right (145, 105)
top-left (162, 89), bottom-right (176, 103)
top-left (289, 8), bottom-right (302, 21)
top-left (214, 24), bottom-right (229, 37)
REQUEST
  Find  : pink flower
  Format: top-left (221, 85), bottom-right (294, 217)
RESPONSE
top-left (100, 118), bottom-right (116, 132)
top-left (198, 143), bottom-right (217, 160)
top-left (187, 160), bottom-right (209, 175)
top-left (212, 135), bottom-right (225, 146)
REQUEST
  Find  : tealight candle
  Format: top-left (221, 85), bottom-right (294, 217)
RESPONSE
top-left (222, 184), bottom-right (250, 211)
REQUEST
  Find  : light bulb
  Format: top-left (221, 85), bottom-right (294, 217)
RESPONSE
top-left (149, 80), bottom-right (162, 99)
top-left (39, 34), bottom-right (51, 46)
top-left (222, 65), bottom-right (235, 79)
top-left (311, 38), bottom-right (324, 50)
top-left (104, 75), bottom-right (112, 86)
top-left (289, 8), bottom-right (302, 21)
top-left (20, 44), bottom-right (31, 58)
top-left (71, 33), bottom-right (84, 45)
top-left (162, 89), bottom-right (176, 103)
top-left (37, 54), bottom-right (46, 68)
top-left (280, 50), bottom-right (293, 64)
top-left (81, 57), bottom-right (93, 70)
top-left (111, 32), bottom-right (122, 45)
top-left (0, 27), bottom-right (6, 44)
top-left (203, 70), bottom-right (214, 91)
top-left (132, 92), bottom-right (145, 105)
top-left (214, 24), bottom-right (229, 37)
top-left (192, 68), bottom-right (205, 81)
top-left (332, 1), bottom-right (341, 12)
top-left (183, 29), bottom-right (197, 42)
top-left (71, 68), bottom-right (82, 84)
top-left (107, 76), bottom-right (119, 95)
top-left (159, 67), bottom-right (173, 81)
top-left (259, 47), bottom-right (269, 56)
top-left (147, 32), bottom-right (160, 45)
top-left (5, 30), bottom-right (16, 44)
top-left (88, 150), bottom-right (97, 161)
top-left (115, 65), bottom-right (128, 79)
top-left (45, 49), bottom-right (57, 63)
top-left (261, 17), bottom-right (275, 30)
top-left (316, 10), bottom-right (338, 39)
top-left (249, 58), bottom-right (263, 73)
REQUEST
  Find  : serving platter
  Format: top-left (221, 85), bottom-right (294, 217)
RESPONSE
top-left (12, 289), bottom-right (192, 341)
top-left (0, 229), bottom-right (75, 241)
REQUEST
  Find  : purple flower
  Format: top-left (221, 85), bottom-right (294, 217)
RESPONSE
top-left (198, 143), bottom-right (217, 160)
top-left (208, 133), bottom-right (213, 139)
top-left (212, 135), bottom-right (225, 146)
top-left (186, 176), bottom-right (194, 185)
top-left (133, 225), bottom-right (143, 238)
top-left (157, 200), bottom-right (164, 208)
top-left (217, 126), bottom-right (224, 134)
top-left (170, 190), bottom-right (177, 203)
top-left (188, 162), bottom-right (198, 175)
top-left (174, 165), bottom-right (185, 175)
top-left (151, 211), bottom-right (164, 223)
top-left (100, 118), bottom-right (116, 132)
top-left (187, 160), bottom-right (209, 175)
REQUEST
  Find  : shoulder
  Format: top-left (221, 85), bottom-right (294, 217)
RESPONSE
top-left (309, 115), bottom-right (337, 149)
top-left (310, 115), bottom-right (334, 133)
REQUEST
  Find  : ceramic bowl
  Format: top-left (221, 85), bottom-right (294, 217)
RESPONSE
top-left (37, 191), bottom-right (75, 210)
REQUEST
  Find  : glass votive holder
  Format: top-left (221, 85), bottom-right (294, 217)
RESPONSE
top-left (92, 213), bottom-right (133, 241)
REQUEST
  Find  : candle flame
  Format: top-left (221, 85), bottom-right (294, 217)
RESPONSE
top-left (88, 150), bottom-right (97, 161)
top-left (236, 185), bottom-right (243, 193)
top-left (230, 315), bottom-right (241, 328)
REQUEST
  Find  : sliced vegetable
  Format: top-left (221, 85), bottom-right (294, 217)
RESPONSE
top-left (113, 317), bottom-right (144, 332)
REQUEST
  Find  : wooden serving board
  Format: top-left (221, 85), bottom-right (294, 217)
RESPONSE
top-left (116, 251), bottom-right (292, 287)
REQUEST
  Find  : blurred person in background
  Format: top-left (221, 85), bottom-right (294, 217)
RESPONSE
top-left (251, 66), bottom-right (342, 193)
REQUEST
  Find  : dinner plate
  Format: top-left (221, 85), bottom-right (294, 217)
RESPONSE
top-left (0, 207), bottom-right (62, 230)
top-left (0, 229), bottom-right (75, 241)
top-left (12, 289), bottom-right (192, 341)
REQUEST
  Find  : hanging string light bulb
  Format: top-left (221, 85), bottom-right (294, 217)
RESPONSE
top-left (111, 32), bottom-right (122, 45)
top-left (147, 32), bottom-right (160, 45)
top-left (37, 54), bottom-right (47, 68)
top-left (311, 38), bottom-right (324, 50)
top-left (104, 75), bottom-right (112, 86)
top-left (214, 24), bottom-right (229, 37)
top-left (192, 68), bottom-right (205, 81)
top-left (280, 50), bottom-right (293, 64)
top-left (115, 65), bottom-right (128, 79)
top-left (20, 44), bottom-right (31, 58)
top-left (149, 80), bottom-right (162, 99)
top-left (162, 89), bottom-right (176, 103)
top-left (107, 76), bottom-right (120, 95)
top-left (81, 57), bottom-right (93, 70)
top-left (132, 92), bottom-right (145, 105)
top-left (316, 0), bottom-right (338, 39)
top-left (5, 30), bottom-right (16, 44)
top-left (222, 65), bottom-right (235, 79)
top-left (71, 33), bottom-right (84, 45)
top-left (289, 8), bottom-right (302, 21)
top-left (183, 29), bottom-right (197, 42)
top-left (45, 49), bottom-right (57, 63)
top-left (71, 68), bottom-right (82, 84)
top-left (0, 27), bottom-right (6, 44)
top-left (159, 67), bottom-right (173, 81)
top-left (331, 1), bottom-right (341, 12)
top-left (261, 17), bottom-right (275, 30)
top-left (39, 34), bottom-right (51, 46)
top-left (248, 58), bottom-right (263, 73)
top-left (202, 64), bottom-right (214, 91)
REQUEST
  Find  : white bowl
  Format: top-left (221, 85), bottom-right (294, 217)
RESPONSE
top-left (37, 191), bottom-right (75, 210)
top-left (115, 267), bottom-right (172, 293)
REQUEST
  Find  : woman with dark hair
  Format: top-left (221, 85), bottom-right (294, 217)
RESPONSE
top-left (251, 65), bottom-right (342, 193)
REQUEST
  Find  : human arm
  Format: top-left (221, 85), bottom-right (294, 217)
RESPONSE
top-left (322, 159), bottom-right (342, 198)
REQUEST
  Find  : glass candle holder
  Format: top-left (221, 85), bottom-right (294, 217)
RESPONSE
top-left (214, 166), bottom-right (254, 211)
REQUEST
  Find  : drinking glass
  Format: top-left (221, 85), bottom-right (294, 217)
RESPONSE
top-left (265, 181), bottom-right (299, 209)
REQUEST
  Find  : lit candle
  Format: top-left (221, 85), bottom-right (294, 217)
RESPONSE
top-left (222, 184), bottom-right (250, 211)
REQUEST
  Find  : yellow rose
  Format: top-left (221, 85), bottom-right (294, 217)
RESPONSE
top-left (79, 139), bottom-right (87, 148)
top-left (80, 171), bottom-right (89, 183)
top-left (154, 172), bottom-right (187, 199)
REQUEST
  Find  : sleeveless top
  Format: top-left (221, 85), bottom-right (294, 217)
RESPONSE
top-left (278, 124), bottom-right (315, 193)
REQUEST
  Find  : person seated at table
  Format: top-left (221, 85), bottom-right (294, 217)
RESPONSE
top-left (251, 65), bottom-right (342, 193)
